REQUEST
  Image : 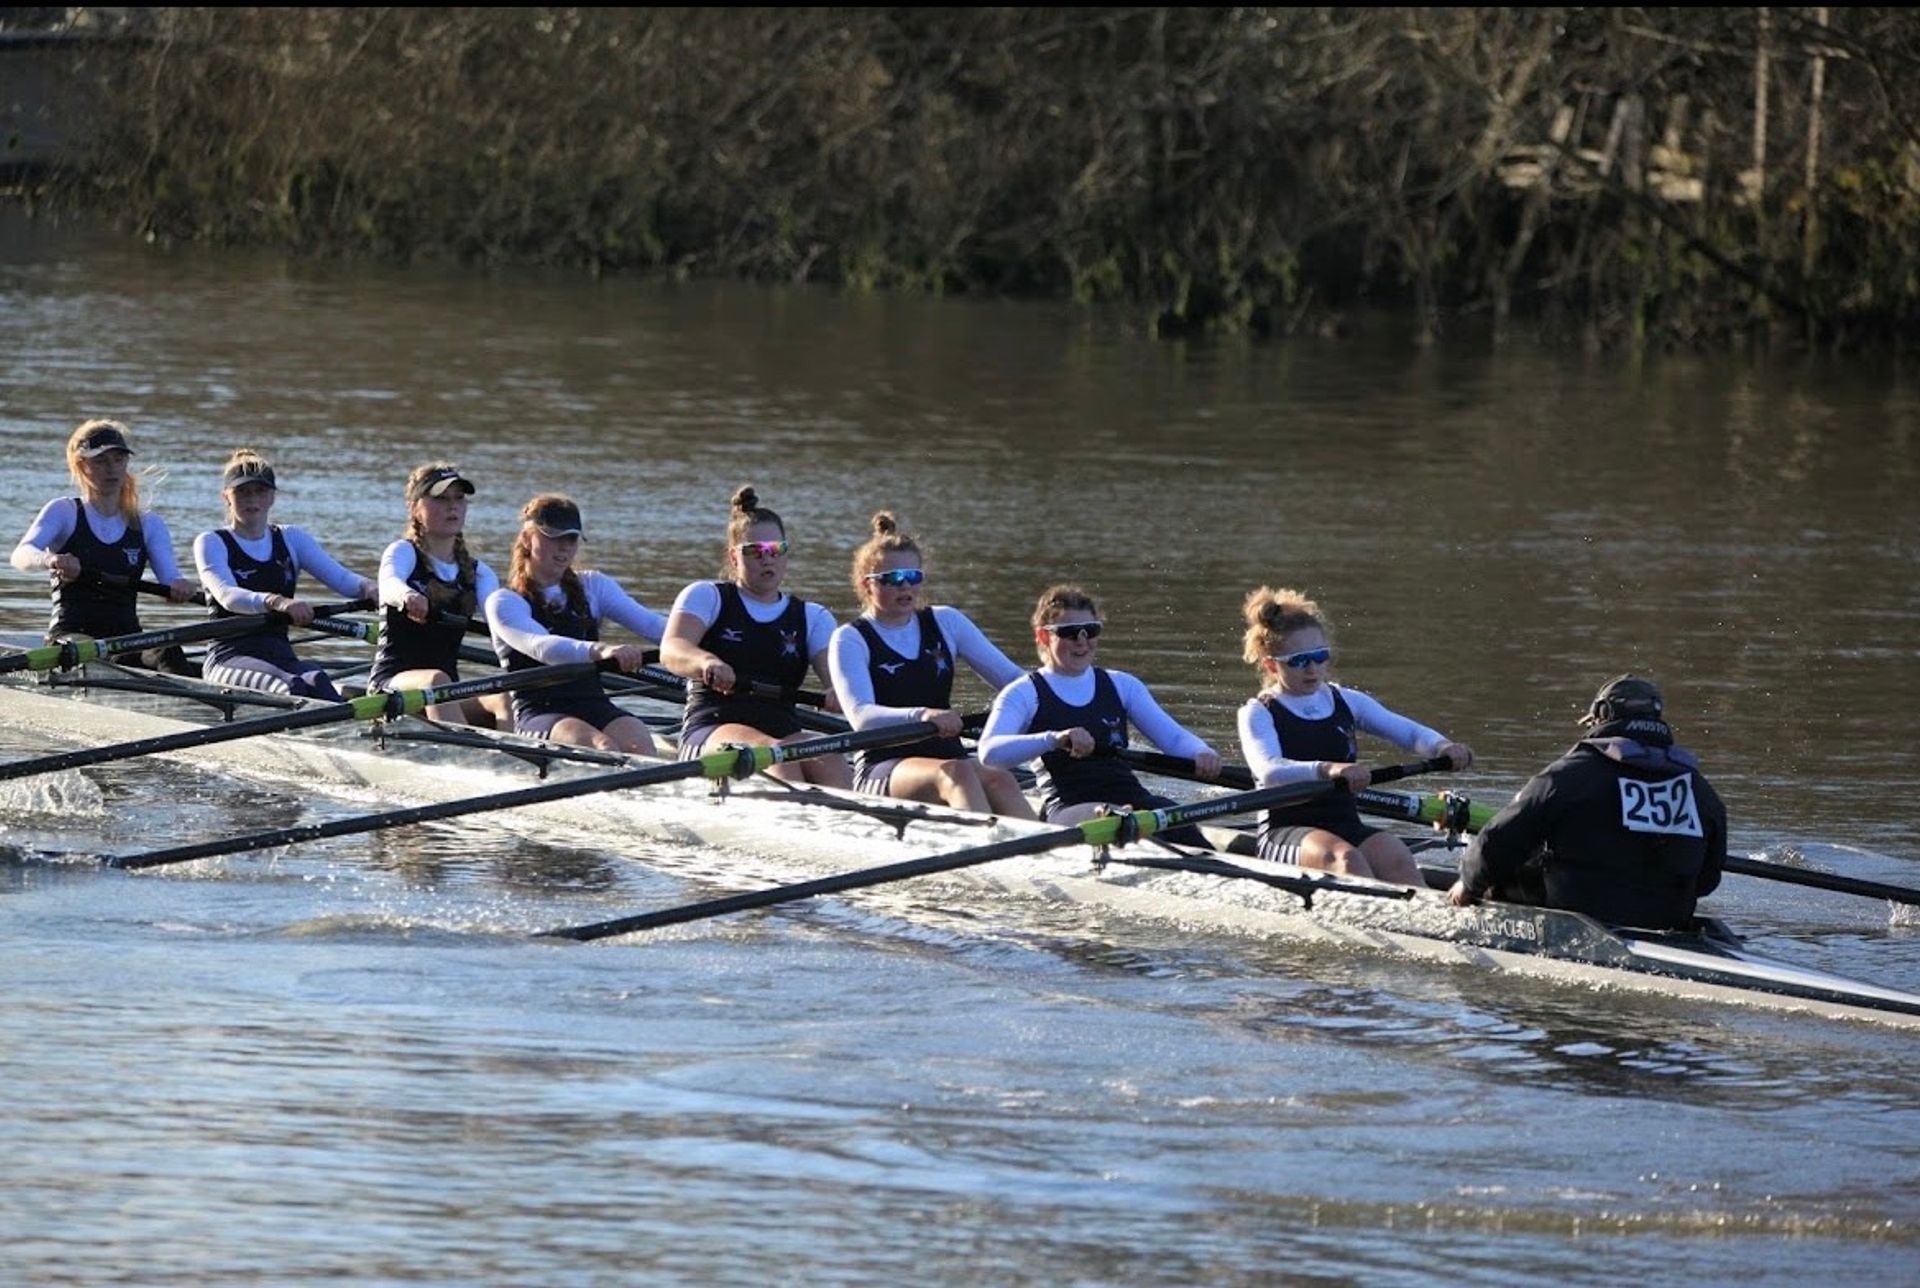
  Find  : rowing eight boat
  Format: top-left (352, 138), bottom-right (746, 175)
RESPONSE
top-left (3, 659), bottom-right (1917, 1027)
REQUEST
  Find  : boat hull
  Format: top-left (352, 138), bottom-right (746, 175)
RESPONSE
top-left (4, 665), bottom-right (1917, 1027)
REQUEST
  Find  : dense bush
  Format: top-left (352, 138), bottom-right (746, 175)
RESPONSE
top-left (57, 7), bottom-right (1920, 345)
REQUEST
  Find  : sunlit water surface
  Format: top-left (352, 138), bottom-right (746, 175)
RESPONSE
top-left (3, 214), bottom-right (1918, 1284)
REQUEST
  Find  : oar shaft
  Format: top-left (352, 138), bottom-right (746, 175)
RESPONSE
top-left (545, 763), bottom-right (1445, 942)
top-left (544, 824), bottom-right (1088, 940)
top-left (0, 615), bottom-right (253, 673)
top-left (1, 661), bottom-right (603, 784)
top-left (1724, 856), bottom-right (1920, 906)
top-left (0, 596), bottom-right (376, 675)
top-left (0, 699), bottom-right (360, 782)
top-left (126, 575), bottom-right (374, 620)
top-left (107, 717), bottom-right (951, 870)
top-left (113, 749), bottom-right (714, 870)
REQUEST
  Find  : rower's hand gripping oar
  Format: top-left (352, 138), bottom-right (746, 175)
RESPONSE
top-left (0, 596), bottom-right (376, 676)
top-left (541, 758), bottom-right (1453, 942)
top-left (104, 717), bottom-right (967, 871)
top-left (0, 659), bottom-right (613, 784)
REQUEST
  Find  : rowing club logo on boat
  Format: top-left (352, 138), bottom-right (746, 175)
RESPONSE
top-left (779, 629), bottom-right (800, 657)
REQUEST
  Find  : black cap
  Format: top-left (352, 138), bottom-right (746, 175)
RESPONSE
top-left (75, 423), bottom-right (134, 458)
top-left (528, 497), bottom-right (584, 539)
top-left (221, 459), bottom-right (277, 490)
top-left (1580, 674), bottom-right (1664, 726)
top-left (409, 466), bottom-right (476, 502)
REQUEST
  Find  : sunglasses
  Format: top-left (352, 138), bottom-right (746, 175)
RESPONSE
top-left (1042, 621), bottom-right (1104, 642)
top-left (863, 567), bottom-right (925, 587)
top-left (737, 540), bottom-right (790, 559)
top-left (1273, 647), bottom-right (1332, 669)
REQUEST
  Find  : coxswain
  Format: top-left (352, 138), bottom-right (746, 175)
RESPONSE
top-left (1450, 674), bottom-right (1728, 928)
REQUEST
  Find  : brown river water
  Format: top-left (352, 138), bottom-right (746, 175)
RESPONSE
top-left (2, 211), bottom-right (1917, 1285)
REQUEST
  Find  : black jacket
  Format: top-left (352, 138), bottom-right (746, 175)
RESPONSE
top-left (1459, 718), bottom-right (1727, 929)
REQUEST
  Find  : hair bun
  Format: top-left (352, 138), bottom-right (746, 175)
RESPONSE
top-left (870, 511), bottom-right (898, 537)
top-left (731, 485), bottom-right (760, 514)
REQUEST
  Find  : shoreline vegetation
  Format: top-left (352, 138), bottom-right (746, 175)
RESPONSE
top-left (19, 7), bottom-right (1920, 347)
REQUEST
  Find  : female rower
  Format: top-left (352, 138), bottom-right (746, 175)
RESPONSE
top-left (1238, 586), bottom-right (1473, 886)
top-left (10, 419), bottom-right (200, 675)
top-left (826, 511), bottom-right (1034, 817)
top-left (484, 494), bottom-right (661, 754)
top-left (370, 463), bottom-right (508, 726)
top-left (193, 448), bottom-right (377, 700)
top-left (660, 485), bottom-right (850, 787)
top-left (978, 584), bottom-right (1221, 843)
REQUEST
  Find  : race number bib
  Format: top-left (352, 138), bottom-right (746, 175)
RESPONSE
top-left (1617, 774), bottom-right (1703, 838)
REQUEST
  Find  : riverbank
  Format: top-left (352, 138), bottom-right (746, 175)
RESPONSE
top-left (15, 8), bottom-right (1920, 348)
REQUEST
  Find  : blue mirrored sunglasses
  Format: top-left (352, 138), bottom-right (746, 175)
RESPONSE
top-left (863, 568), bottom-right (925, 587)
top-left (738, 540), bottom-right (790, 559)
top-left (1274, 647), bottom-right (1332, 669)
top-left (1043, 621), bottom-right (1104, 642)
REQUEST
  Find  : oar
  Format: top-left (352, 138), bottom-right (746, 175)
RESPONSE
top-left (542, 758), bottom-right (1451, 941)
top-left (0, 660), bottom-right (612, 784)
top-left (105, 717), bottom-right (960, 871)
top-left (1722, 856), bottom-right (1920, 906)
top-left (0, 597), bottom-right (374, 676)
top-left (114, 573), bottom-right (378, 623)
top-left (1118, 747), bottom-right (1488, 829)
top-left (244, 599), bottom-right (676, 698)
top-left (1087, 848), bottom-right (1419, 908)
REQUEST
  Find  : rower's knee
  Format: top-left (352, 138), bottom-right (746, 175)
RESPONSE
top-left (933, 759), bottom-right (981, 804)
top-left (1304, 839), bottom-right (1373, 878)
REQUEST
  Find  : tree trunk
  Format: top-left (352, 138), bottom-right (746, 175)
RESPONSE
top-left (1802, 7), bottom-right (1828, 289)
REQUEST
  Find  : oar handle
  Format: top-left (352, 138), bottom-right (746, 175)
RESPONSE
top-left (1118, 748), bottom-right (1451, 791)
top-left (1369, 756), bottom-right (1452, 785)
top-left (1119, 748), bottom-right (1256, 790)
top-left (123, 576), bottom-right (211, 607)
top-left (749, 681), bottom-right (829, 705)
top-left (121, 573), bottom-right (372, 621)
